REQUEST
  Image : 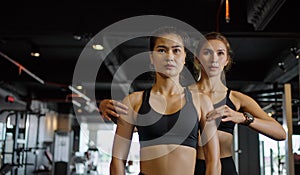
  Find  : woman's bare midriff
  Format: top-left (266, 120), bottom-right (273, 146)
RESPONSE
top-left (197, 131), bottom-right (233, 159)
top-left (140, 144), bottom-right (196, 175)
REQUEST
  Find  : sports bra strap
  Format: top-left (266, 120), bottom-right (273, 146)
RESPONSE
top-left (226, 89), bottom-right (231, 99)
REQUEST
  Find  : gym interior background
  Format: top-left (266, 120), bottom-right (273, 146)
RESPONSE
top-left (0, 0), bottom-right (299, 174)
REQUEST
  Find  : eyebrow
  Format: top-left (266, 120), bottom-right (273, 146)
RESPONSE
top-left (202, 48), bottom-right (225, 52)
top-left (156, 45), bottom-right (183, 49)
top-left (217, 48), bottom-right (226, 52)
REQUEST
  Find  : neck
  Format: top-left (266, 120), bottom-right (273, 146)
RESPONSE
top-left (153, 75), bottom-right (183, 95)
top-left (197, 74), bottom-right (227, 93)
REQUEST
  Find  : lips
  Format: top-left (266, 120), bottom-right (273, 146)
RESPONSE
top-left (165, 64), bottom-right (175, 69)
top-left (210, 66), bottom-right (219, 69)
top-left (207, 65), bottom-right (219, 72)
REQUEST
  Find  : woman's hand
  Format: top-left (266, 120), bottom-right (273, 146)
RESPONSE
top-left (206, 105), bottom-right (245, 124)
top-left (99, 99), bottom-right (128, 122)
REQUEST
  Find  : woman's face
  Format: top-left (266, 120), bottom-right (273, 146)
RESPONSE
top-left (150, 33), bottom-right (186, 78)
top-left (197, 39), bottom-right (228, 78)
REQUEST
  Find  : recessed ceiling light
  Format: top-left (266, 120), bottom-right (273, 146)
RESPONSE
top-left (92, 44), bottom-right (104, 51)
top-left (30, 42), bottom-right (41, 57)
top-left (30, 52), bottom-right (40, 57)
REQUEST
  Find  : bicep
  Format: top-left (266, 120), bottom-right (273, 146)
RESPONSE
top-left (239, 93), bottom-right (273, 121)
top-left (111, 96), bottom-right (137, 160)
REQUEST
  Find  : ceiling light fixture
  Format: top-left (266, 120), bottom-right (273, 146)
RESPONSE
top-left (216, 0), bottom-right (230, 32)
top-left (73, 34), bottom-right (82, 41)
top-left (291, 47), bottom-right (300, 59)
top-left (73, 33), bottom-right (93, 42)
top-left (277, 61), bottom-right (286, 72)
top-left (30, 52), bottom-right (40, 57)
top-left (225, 0), bottom-right (230, 23)
top-left (76, 85), bottom-right (83, 90)
top-left (92, 44), bottom-right (104, 51)
top-left (30, 42), bottom-right (41, 57)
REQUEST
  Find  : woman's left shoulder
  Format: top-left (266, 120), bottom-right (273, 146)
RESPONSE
top-left (230, 90), bottom-right (246, 98)
top-left (230, 90), bottom-right (255, 103)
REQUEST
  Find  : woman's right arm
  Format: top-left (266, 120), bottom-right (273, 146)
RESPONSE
top-left (110, 94), bottom-right (138, 175)
top-left (199, 94), bottom-right (221, 175)
top-left (99, 99), bottom-right (129, 121)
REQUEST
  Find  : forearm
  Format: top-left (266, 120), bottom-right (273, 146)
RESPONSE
top-left (202, 129), bottom-right (221, 175)
top-left (205, 160), bottom-right (221, 175)
top-left (203, 148), bottom-right (221, 174)
top-left (238, 93), bottom-right (286, 140)
top-left (110, 158), bottom-right (126, 175)
top-left (247, 117), bottom-right (286, 141)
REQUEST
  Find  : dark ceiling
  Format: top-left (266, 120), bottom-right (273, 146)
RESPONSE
top-left (0, 0), bottom-right (300, 119)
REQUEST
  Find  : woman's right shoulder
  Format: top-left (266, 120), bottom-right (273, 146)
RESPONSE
top-left (121, 91), bottom-right (145, 113)
top-left (127, 91), bottom-right (144, 98)
top-left (123, 91), bottom-right (145, 104)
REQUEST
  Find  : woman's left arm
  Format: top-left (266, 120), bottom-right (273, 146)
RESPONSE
top-left (236, 91), bottom-right (286, 141)
top-left (207, 91), bottom-right (286, 141)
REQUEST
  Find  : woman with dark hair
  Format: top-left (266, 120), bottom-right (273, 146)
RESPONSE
top-left (110, 27), bottom-right (221, 175)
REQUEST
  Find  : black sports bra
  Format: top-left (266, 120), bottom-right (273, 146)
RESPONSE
top-left (136, 88), bottom-right (199, 149)
top-left (214, 90), bottom-right (237, 135)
